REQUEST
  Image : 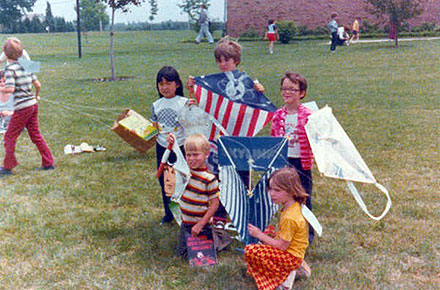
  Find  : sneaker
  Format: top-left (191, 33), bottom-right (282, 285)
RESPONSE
top-left (37, 165), bottom-right (55, 171)
top-left (296, 260), bottom-right (312, 279)
top-left (160, 215), bottom-right (174, 225)
top-left (0, 167), bottom-right (12, 176)
top-left (280, 270), bottom-right (296, 290)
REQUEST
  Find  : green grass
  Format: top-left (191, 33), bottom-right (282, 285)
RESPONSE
top-left (0, 31), bottom-right (439, 290)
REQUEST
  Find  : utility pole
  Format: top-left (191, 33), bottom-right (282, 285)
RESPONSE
top-left (76, 0), bottom-right (82, 58)
top-left (223, 0), bottom-right (227, 36)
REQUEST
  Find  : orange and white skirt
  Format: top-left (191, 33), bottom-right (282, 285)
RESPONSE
top-left (244, 244), bottom-right (302, 290)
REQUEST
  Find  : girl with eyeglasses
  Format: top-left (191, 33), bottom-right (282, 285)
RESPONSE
top-left (270, 71), bottom-right (315, 244)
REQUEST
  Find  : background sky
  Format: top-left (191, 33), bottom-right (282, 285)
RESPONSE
top-left (32, 0), bottom-right (225, 24)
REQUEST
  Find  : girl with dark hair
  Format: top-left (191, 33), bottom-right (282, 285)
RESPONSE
top-left (151, 66), bottom-right (188, 224)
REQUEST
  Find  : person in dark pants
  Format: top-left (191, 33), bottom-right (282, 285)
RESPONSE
top-left (270, 71), bottom-right (315, 244)
top-left (328, 13), bottom-right (339, 52)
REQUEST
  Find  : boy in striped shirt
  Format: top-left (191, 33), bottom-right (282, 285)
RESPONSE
top-left (174, 133), bottom-right (220, 258)
top-left (0, 38), bottom-right (54, 176)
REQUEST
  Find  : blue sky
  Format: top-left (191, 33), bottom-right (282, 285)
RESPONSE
top-left (32, 0), bottom-right (225, 23)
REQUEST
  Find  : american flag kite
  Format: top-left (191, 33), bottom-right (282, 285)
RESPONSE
top-left (194, 70), bottom-right (277, 140)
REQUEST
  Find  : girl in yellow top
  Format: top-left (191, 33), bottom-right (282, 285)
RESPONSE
top-left (245, 167), bottom-right (309, 290)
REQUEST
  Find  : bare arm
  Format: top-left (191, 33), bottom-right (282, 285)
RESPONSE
top-left (253, 79), bottom-right (265, 93)
top-left (191, 197), bottom-right (220, 236)
top-left (186, 76), bottom-right (195, 99)
top-left (33, 80), bottom-right (41, 98)
top-left (248, 224), bottom-right (290, 251)
top-left (0, 86), bottom-right (14, 103)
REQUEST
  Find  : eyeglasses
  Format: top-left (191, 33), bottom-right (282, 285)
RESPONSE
top-left (281, 87), bottom-right (301, 93)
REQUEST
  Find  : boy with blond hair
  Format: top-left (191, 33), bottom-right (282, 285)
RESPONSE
top-left (0, 38), bottom-right (54, 176)
top-left (168, 133), bottom-right (220, 258)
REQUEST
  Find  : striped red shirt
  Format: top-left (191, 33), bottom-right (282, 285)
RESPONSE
top-left (270, 104), bottom-right (314, 170)
top-left (180, 168), bottom-right (220, 225)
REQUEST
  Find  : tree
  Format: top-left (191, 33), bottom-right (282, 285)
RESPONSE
top-left (45, 1), bottom-right (55, 32)
top-left (78, 0), bottom-right (109, 32)
top-left (98, 0), bottom-right (145, 80)
top-left (148, 0), bottom-right (158, 21)
top-left (0, 0), bottom-right (36, 33)
top-left (178, 0), bottom-right (210, 24)
top-left (365, 0), bottom-right (424, 47)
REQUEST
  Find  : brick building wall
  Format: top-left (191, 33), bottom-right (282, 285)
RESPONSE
top-left (226, 0), bottom-right (440, 37)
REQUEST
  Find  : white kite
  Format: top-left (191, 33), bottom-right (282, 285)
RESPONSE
top-left (305, 106), bottom-right (391, 220)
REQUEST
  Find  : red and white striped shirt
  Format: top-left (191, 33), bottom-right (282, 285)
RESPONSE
top-left (270, 104), bottom-right (314, 170)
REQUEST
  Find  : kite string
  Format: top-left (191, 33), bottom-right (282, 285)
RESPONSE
top-left (41, 98), bottom-right (125, 113)
top-left (40, 98), bottom-right (114, 129)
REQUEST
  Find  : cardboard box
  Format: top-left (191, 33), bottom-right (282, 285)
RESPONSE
top-left (112, 109), bottom-right (158, 153)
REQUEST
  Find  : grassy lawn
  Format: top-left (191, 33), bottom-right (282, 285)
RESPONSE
top-left (0, 30), bottom-right (439, 290)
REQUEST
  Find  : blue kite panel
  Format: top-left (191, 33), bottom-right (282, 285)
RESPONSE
top-left (217, 136), bottom-right (288, 171)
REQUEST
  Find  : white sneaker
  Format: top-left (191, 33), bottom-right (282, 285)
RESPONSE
top-left (280, 270), bottom-right (296, 290)
top-left (296, 260), bottom-right (312, 279)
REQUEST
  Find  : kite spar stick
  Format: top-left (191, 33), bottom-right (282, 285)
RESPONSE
top-left (218, 138), bottom-right (237, 170)
top-left (156, 135), bottom-right (175, 178)
top-left (249, 137), bottom-right (289, 196)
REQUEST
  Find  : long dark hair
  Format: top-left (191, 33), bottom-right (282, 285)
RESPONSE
top-left (156, 66), bottom-right (184, 98)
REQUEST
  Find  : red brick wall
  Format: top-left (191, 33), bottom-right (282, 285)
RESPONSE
top-left (226, 0), bottom-right (440, 37)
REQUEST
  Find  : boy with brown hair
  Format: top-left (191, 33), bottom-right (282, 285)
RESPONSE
top-left (167, 133), bottom-right (220, 258)
top-left (187, 37), bottom-right (265, 95)
top-left (0, 38), bottom-right (54, 177)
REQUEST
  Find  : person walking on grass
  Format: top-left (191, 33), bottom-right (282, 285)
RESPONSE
top-left (195, 4), bottom-right (214, 44)
top-left (0, 37), bottom-right (32, 134)
top-left (349, 17), bottom-right (361, 43)
top-left (328, 13), bottom-right (339, 52)
top-left (0, 38), bottom-right (54, 177)
top-left (264, 19), bottom-right (279, 54)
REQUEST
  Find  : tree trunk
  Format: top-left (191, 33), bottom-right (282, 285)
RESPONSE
top-left (110, 7), bottom-right (115, 80)
top-left (394, 23), bottom-right (398, 47)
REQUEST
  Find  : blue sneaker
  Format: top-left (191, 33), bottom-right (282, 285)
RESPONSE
top-left (0, 167), bottom-right (12, 177)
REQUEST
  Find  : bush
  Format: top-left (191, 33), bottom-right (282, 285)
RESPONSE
top-left (361, 20), bottom-right (380, 33)
top-left (314, 25), bottom-right (330, 36)
top-left (239, 28), bottom-right (262, 38)
top-left (297, 25), bottom-right (314, 36)
top-left (277, 21), bottom-right (299, 44)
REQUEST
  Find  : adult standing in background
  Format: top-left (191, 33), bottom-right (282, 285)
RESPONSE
top-left (195, 4), bottom-right (214, 44)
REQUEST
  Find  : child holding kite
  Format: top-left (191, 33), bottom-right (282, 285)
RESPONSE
top-left (270, 71), bottom-right (315, 243)
top-left (0, 38), bottom-right (54, 177)
top-left (151, 66), bottom-right (190, 224)
top-left (245, 167), bottom-right (309, 290)
top-left (185, 37), bottom-right (266, 218)
top-left (168, 133), bottom-right (220, 258)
